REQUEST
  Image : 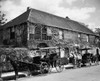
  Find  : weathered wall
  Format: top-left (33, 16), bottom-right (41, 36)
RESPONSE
top-left (64, 30), bottom-right (79, 44)
top-left (89, 35), bottom-right (95, 45)
top-left (0, 30), bottom-right (3, 45)
top-left (1, 23), bottom-right (27, 47)
top-left (27, 22), bottom-right (64, 48)
top-left (80, 34), bottom-right (88, 42)
top-left (27, 22), bottom-right (96, 48)
top-left (15, 23), bottom-right (27, 47)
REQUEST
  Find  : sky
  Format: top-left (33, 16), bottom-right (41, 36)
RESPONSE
top-left (0, 0), bottom-right (100, 31)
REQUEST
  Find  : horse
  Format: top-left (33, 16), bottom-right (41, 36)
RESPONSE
top-left (91, 54), bottom-right (99, 65)
top-left (42, 52), bottom-right (66, 72)
top-left (43, 53), bottom-right (58, 68)
top-left (81, 52), bottom-right (92, 66)
top-left (4, 55), bottom-right (35, 80)
top-left (6, 55), bottom-right (19, 79)
top-left (98, 54), bottom-right (100, 64)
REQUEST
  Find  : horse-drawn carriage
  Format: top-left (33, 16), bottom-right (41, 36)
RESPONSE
top-left (80, 47), bottom-right (99, 66)
top-left (69, 47), bottom-right (100, 67)
top-left (34, 47), bottom-right (64, 72)
top-left (0, 47), bottom-right (65, 79)
top-left (81, 53), bottom-right (92, 66)
top-left (68, 47), bottom-right (94, 67)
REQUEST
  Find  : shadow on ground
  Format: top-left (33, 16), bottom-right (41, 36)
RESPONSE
top-left (2, 72), bottom-right (42, 81)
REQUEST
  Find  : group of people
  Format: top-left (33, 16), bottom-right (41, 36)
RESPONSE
top-left (69, 47), bottom-right (100, 68)
top-left (69, 51), bottom-right (82, 68)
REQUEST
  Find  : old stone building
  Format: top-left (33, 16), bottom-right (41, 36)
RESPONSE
top-left (0, 8), bottom-right (98, 58)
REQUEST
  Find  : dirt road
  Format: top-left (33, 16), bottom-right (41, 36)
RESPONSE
top-left (16, 64), bottom-right (100, 81)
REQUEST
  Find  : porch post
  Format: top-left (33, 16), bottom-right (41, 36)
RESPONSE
top-left (0, 63), bottom-right (3, 81)
top-left (59, 46), bottom-right (60, 57)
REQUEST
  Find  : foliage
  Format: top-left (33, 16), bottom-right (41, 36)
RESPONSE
top-left (95, 28), bottom-right (100, 36)
top-left (0, 48), bottom-right (32, 71)
top-left (94, 28), bottom-right (100, 47)
top-left (0, 6), bottom-right (7, 26)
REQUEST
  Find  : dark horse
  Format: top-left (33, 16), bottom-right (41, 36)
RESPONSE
top-left (5, 55), bottom-right (50, 79)
top-left (5, 55), bottom-right (35, 79)
top-left (43, 53), bottom-right (58, 68)
top-left (6, 55), bottom-right (19, 79)
top-left (82, 53), bottom-right (92, 66)
top-left (91, 54), bottom-right (99, 65)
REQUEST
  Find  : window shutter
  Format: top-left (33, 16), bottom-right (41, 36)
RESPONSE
top-left (29, 26), bottom-right (35, 34)
top-left (59, 30), bottom-right (63, 39)
top-left (47, 27), bottom-right (52, 36)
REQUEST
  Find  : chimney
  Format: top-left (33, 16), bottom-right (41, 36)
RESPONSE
top-left (27, 7), bottom-right (30, 11)
top-left (66, 16), bottom-right (70, 19)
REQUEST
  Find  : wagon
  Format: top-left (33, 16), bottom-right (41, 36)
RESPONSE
top-left (32, 47), bottom-right (65, 72)
top-left (0, 47), bottom-right (65, 80)
top-left (81, 53), bottom-right (92, 66)
top-left (80, 47), bottom-right (92, 66)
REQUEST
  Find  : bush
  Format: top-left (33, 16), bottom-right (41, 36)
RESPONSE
top-left (0, 48), bottom-right (32, 71)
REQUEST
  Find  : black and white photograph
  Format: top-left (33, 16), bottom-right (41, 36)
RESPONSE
top-left (0, 0), bottom-right (100, 81)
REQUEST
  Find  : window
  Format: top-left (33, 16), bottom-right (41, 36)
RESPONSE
top-left (59, 30), bottom-right (63, 39)
top-left (42, 27), bottom-right (52, 40)
top-left (86, 35), bottom-right (89, 42)
top-left (47, 28), bottom-right (52, 36)
top-left (10, 27), bottom-right (15, 39)
top-left (42, 27), bottom-right (47, 40)
top-left (34, 26), bottom-right (52, 40)
top-left (29, 25), bottom-right (35, 40)
top-left (34, 27), bottom-right (41, 40)
top-left (47, 27), bottom-right (52, 40)
top-left (47, 36), bottom-right (52, 40)
top-left (29, 34), bottom-right (34, 40)
top-left (10, 32), bottom-right (15, 39)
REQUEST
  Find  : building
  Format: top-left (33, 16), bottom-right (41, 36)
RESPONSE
top-left (0, 7), bottom-right (98, 58)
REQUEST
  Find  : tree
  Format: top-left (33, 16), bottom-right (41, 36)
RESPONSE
top-left (95, 28), bottom-right (100, 47)
top-left (0, 6), bottom-right (7, 27)
top-left (95, 28), bottom-right (100, 36)
top-left (0, 12), bottom-right (7, 26)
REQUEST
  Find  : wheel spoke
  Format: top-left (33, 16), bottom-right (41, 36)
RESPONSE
top-left (55, 59), bottom-right (64, 72)
top-left (40, 62), bottom-right (50, 74)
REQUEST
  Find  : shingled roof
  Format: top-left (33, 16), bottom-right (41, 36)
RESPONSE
top-left (1, 9), bottom-right (30, 29)
top-left (2, 8), bottom-right (94, 35)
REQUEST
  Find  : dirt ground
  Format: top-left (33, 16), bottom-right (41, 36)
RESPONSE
top-left (12, 64), bottom-right (100, 81)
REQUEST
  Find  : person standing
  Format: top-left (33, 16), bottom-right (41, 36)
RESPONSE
top-left (72, 51), bottom-right (77, 68)
top-left (96, 47), bottom-right (99, 65)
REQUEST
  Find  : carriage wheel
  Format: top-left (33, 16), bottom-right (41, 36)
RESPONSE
top-left (77, 61), bottom-right (81, 68)
top-left (89, 60), bottom-right (92, 66)
top-left (76, 60), bottom-right (82, 68)
top-left (40, 62), bottom-right (50, 74)
top-left (55, 59), bottom-right (64, 72)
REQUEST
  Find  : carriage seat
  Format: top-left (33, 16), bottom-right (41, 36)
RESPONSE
top-left (49, 53), bottom-right (58, 60)
top-left (33, 56), bottom-right (41, 64)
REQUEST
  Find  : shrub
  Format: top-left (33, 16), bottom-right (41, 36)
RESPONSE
top-left (0, 48), bottom-right (32, 71)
